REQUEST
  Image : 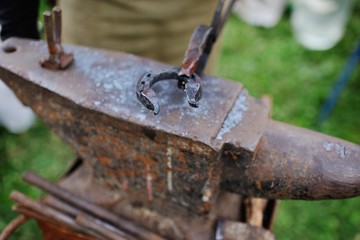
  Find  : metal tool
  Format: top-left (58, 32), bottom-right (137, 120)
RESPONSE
top-left (136, 69), bottom-right (202, 115)
top-left (40, 7), bottom-right (74, 70)
top-left (136, 0), bottom-right (236, 115)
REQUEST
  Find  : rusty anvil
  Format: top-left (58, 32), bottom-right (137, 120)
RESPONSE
top-left (1, 38), bottom-right (360, 239)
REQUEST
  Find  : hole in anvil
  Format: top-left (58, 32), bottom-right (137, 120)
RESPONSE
top-left (2, 44), bottom-right (17, 53)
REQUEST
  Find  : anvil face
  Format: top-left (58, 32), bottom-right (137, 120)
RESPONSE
top-left (0, 38), bottom-right (267, 216)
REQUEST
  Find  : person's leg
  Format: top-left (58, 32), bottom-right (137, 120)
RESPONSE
top-left (0, 0), bottom-right (37, 133)
top-left (291, 0), bottom-right (354, 50)
top-left (0, 81), bottom-right (35, 133)
top-left (0, 0), bottom-right (39, 41)
top-left (60, 0), bottom-right (220, 73)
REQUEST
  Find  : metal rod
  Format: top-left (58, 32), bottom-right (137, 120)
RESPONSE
top-left (15, 205), bottom-right (125, 240)
top-left (11, 191), bottom-right (75, 228)
top-left (14, 206), bottom-right (106, 240)
top-left (197, 0), bottom-right (236, 75)
top-left (45, 196), bottom-right (136, 240)
top-left (23, 171), bottom-right (165, 240)
top-left (210, 0), bottom-right (224, 30)
top-left (76, 213), bottom-right (130, 240)
top-left (12, 205), bottom-right (47, 221)
top-left (52, 6), bottom-right (62, 46)
top-left (215, 0), bottom-right (236, 37)
top-left (44, 195), bottom-right (79, 217)
top-left (43, 11), bottom-right (57, 57)
top-left (10, 191), bottom-right (103, 239)
top-left (179, 25), bottom-right (212, 77)
top-left (0, 215), bottom-right (28, 240)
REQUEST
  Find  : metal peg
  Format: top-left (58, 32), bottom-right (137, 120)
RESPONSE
top-left (40, 7), bottom-right (74, 70)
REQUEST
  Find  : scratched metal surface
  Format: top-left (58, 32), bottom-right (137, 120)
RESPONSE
top-left (0, 38), bottom-right (245, 148)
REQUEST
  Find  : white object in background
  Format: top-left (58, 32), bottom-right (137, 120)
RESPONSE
top-left (291, 0), bottom-right (353, 50)
top-left (233, 0), bottom-right (286, 28)
top-left (0, 81), bottom-right (35, 133)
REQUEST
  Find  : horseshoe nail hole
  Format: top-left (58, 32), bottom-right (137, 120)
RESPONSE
top-left (146, 73), bottom-right (151, 77)
top-left (2, 44), bottom-right (17, 53)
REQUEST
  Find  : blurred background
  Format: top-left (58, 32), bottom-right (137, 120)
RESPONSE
top-left (0, 0), bottom-right (359, 239)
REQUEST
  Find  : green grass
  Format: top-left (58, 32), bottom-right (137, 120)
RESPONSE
top-left (1, 2), bottom-right (360, 240)
top-left (0, 123), bottom-right (74, 239)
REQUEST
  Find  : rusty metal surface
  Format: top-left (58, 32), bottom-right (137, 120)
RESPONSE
top-left (58, 163), bottom-right (245, 240)
top-left (1, 37), bottom-right (360, 222)
top-left (22, 171), bottom-right (164, 240)
top-left (0, 37), bottom-right (252, 217)
top-left (38, 221), bottom-right (97, 240)
top-left (221, 119), bottom-right (360, 199)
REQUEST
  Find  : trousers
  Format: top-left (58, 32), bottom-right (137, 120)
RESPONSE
top-left (60, 0), bottom-right (220, 72)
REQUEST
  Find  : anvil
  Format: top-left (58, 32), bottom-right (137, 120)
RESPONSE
top-left (1, 38), bottom-right (359, 239)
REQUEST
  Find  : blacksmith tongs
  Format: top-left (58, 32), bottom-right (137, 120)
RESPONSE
top-left (136, 0), bottom-right (236, 115)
